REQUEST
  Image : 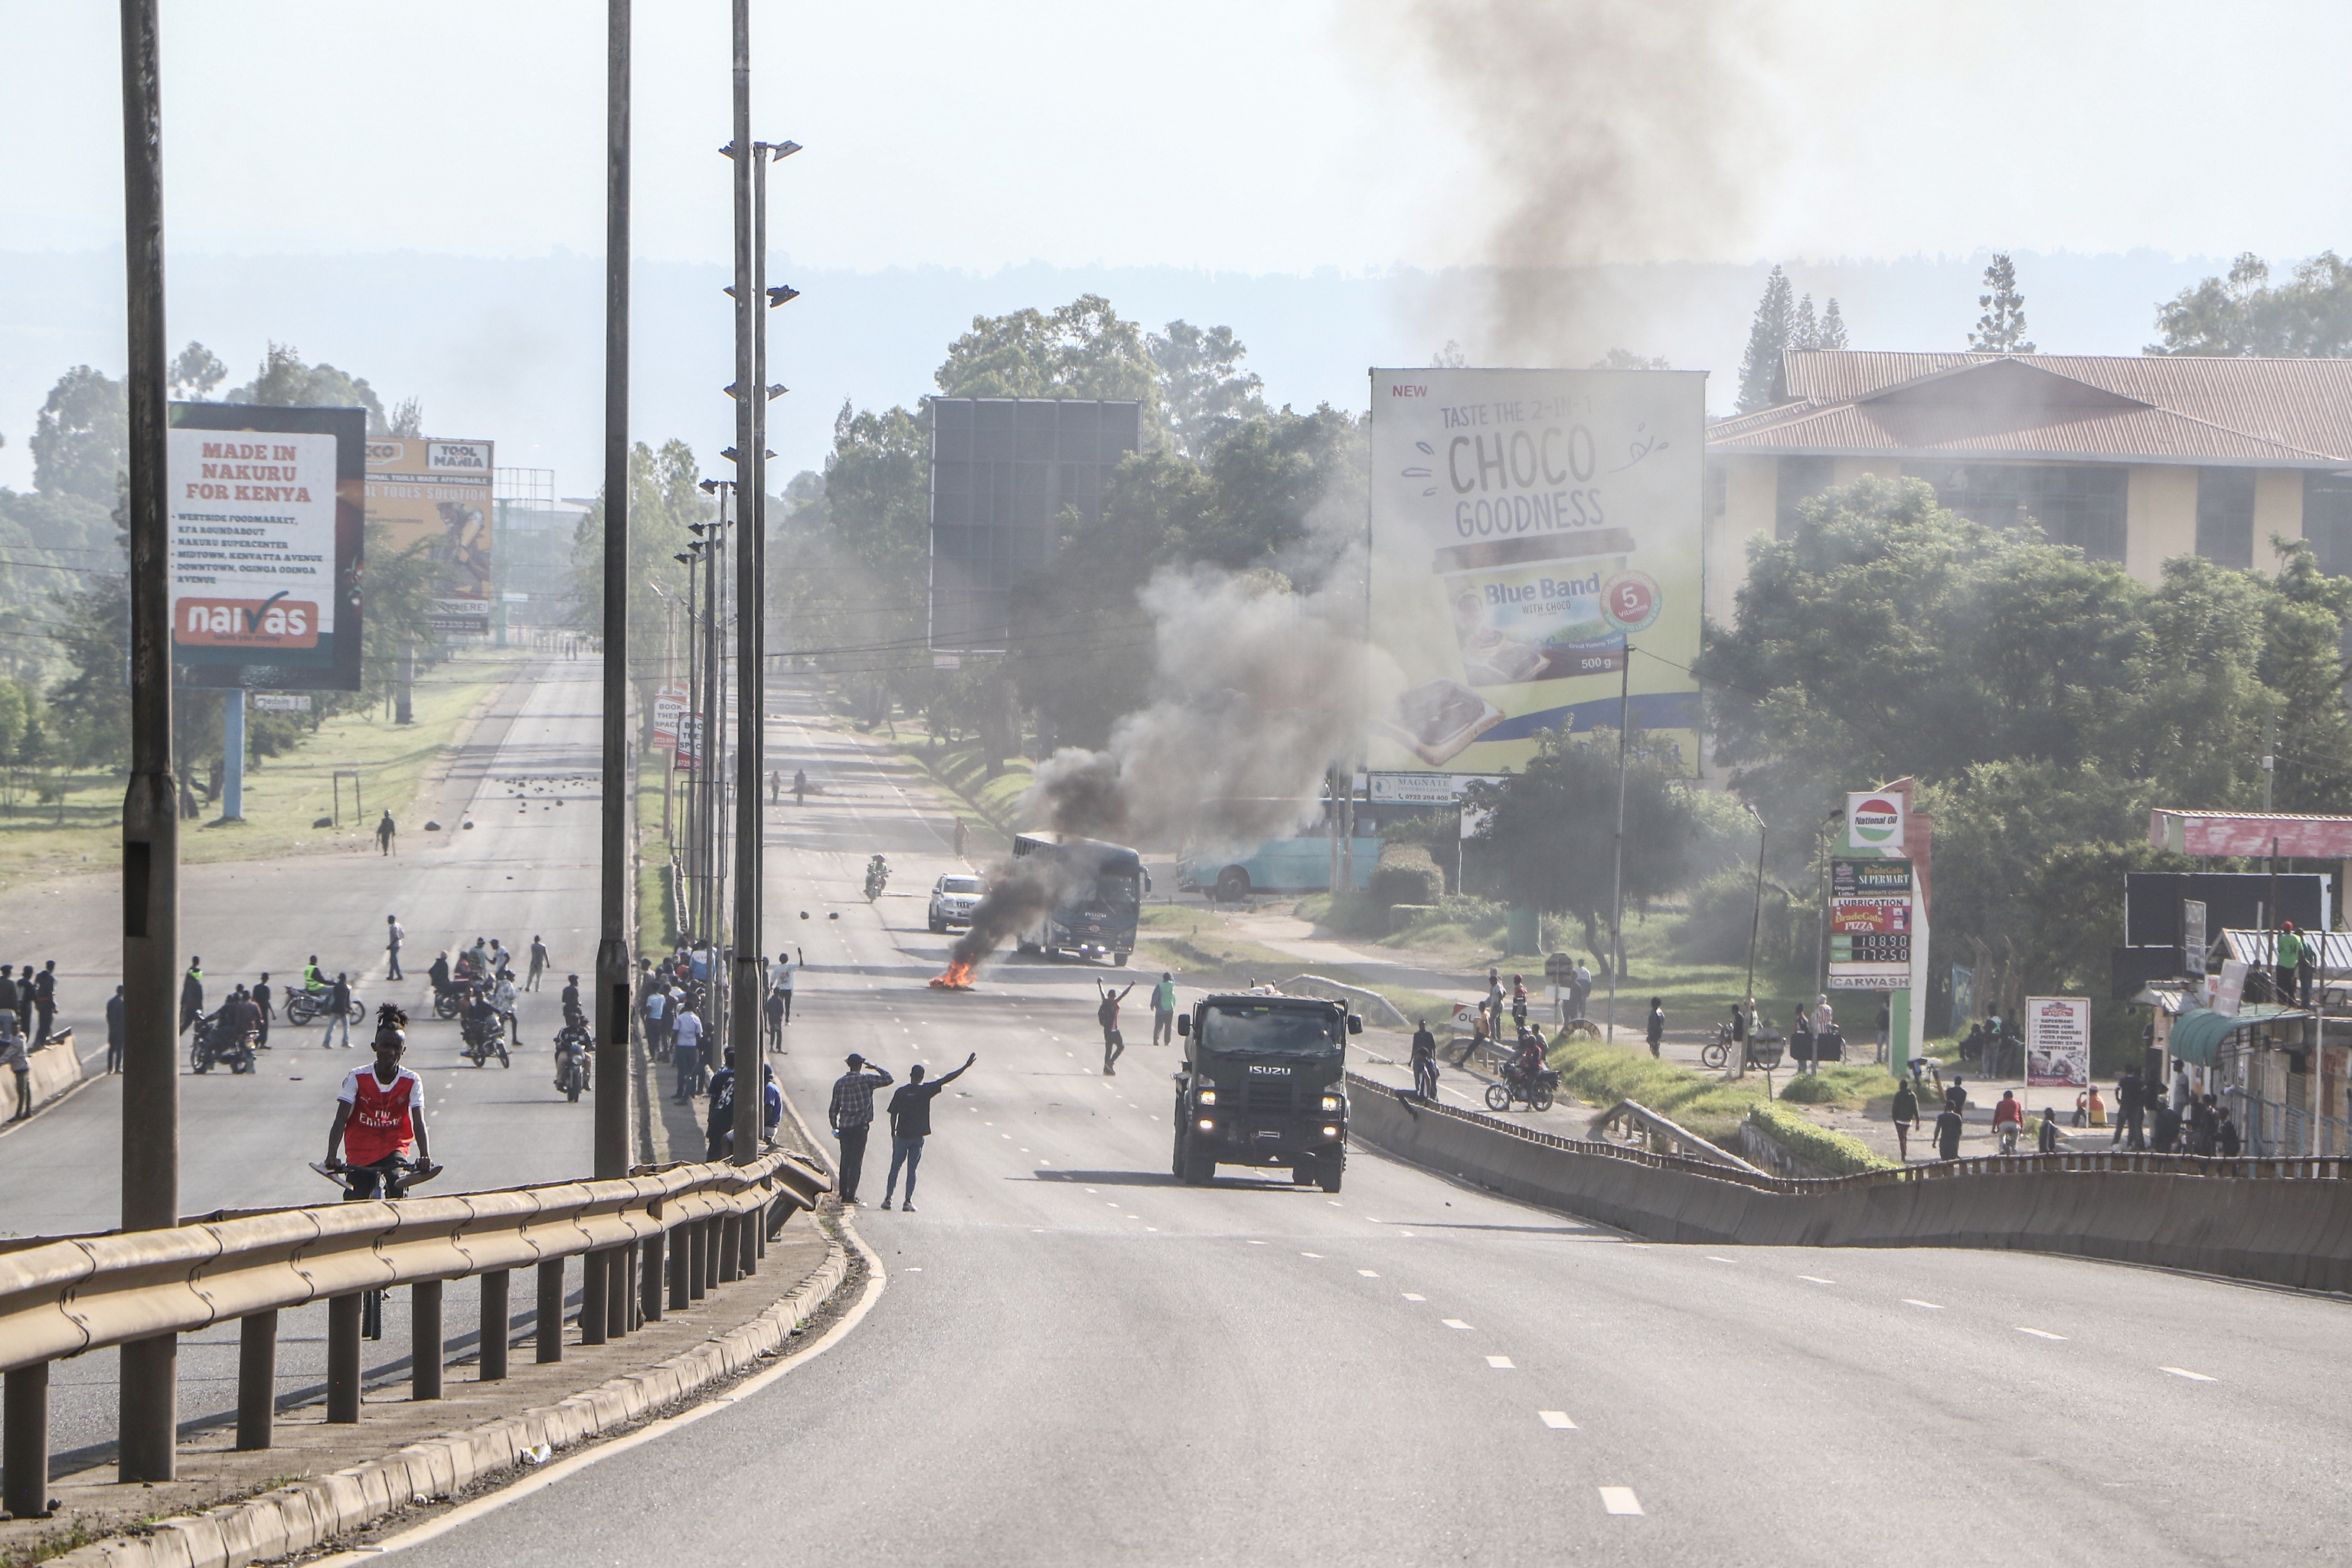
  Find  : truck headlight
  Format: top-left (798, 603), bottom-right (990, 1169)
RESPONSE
top-left (1319, 1093), bottom-right (1343, 1112)
top-left (1196, 1088), bottom-right (1217, 1106)
top-left (1321, 1125), bottom-right (1340, 1138)
top-left (1197, 1118), bottom-right (1217, 1132)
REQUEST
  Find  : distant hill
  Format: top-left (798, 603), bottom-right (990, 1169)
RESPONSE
top-left (0, 247), bottom-right (2221, 497)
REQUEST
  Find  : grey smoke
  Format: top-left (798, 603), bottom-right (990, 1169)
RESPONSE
top-left (1383, 0), bottom-right (1774, 364)
top-left (941, 568), bottom-right (1401, 973)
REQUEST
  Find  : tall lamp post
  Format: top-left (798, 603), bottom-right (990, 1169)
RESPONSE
top-left (1739, 804), bottom-right (1766, 1080)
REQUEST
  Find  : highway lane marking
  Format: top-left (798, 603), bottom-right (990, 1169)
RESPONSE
top-left (1798, 1276), bottom-right (1835, 1285)
top-left (1442, 1318), bottom-right (1472, 1329)
top-left (1486, 1356), bottom-right (1514, 1369)
top-left (1599, 1487), bottom-right (1643, 1516)
top-left (1539, 1410), bottom-right (1577, 1429)
top-left (1359, 1269), bottom-right (1380, 1277)
top-left (1301, 1252), bottom-right (1321, 1258)
top-left (2017, 1328), bottom-right (2067, 1340)
top-left (2161, 1366), bottom-right (2216, 1381)
top-left (1707, 1256), bottom-right (1736, 1263)
top-left (1902, 1299), bottom-right (1945, 1309)
top-left (1402, 1293), bottom-right (1426, 1301)
top-left (1396, 1231), bottom-right (1416, 1237)
top-left (1246, 1240), bottom-right (1266, 1245)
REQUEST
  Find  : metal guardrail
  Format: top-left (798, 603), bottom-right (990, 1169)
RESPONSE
top-left (1348, 1071), bottom-right (2352, 1193)
top-left (1586, 1099), bottom-right (1766, 1175)
top-left (0, 1149), bottom-right (828, 1517)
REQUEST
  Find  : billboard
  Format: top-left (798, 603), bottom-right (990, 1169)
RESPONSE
top-left (928, 397), bottom-right (1142, 653)
top-left (2024, 996), bottom-right (2092, 1089)
top-left (1367, 368), bottom-right (1706, 773)
top-left (364, 436), bottom-right (496, 635)
top-left (168, 402), bottom-right (366, 691)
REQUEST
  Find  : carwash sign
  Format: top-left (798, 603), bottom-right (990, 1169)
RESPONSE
top-left (1846, 791), bottom-right (1905, 856)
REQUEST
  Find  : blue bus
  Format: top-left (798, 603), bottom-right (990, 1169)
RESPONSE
top-left (1012, 831), bottom-right (1149, 965)
top-left (1178, 835), bottom-right (1382, 902)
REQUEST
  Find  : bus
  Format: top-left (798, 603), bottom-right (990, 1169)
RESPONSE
top-left (1012, 831), bottom-right (1149, 965)
top-left (1174, 799), bottom-right (1383, 902)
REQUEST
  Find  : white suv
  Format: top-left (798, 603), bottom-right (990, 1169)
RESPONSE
top-left (928, 873), bottom-right (985, 933)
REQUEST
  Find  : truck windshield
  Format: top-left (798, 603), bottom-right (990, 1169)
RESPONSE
top-left (1197, 1005), bottom-right (1341, 1057)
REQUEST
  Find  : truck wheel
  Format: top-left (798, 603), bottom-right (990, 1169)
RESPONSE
top-left (1171, 1116), bottom-right (1187, 1178)
top-left (1214, 867), bottom-right (1250, 903)
top-left (1318, 1155), bottom-right (1344, 1194)
top-left (1178, 1132), bottom-right (1215, 1186)
top-left (1114, 952), bottom-right (1129, 967)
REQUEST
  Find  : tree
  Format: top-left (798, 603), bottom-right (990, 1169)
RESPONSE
top-left (1591, 348), bottom-right (1672, 371)
top-left (2148, 251), bottom-right (2352, 358)
top-left (225, 344), bottom-right (394, 435)
top-left (1968, 253), bottom-right (2037, 353)
top-left (570, 438), bottom-right (707, 718)
top-left (1431, 341), bottom-right (1468, 368)
top-left (1790, 294), bottom-right (1820, 352)
top-left (1148, 321), bottom-right (1266, 456)
top-left (30, 366), bottom-right (125, 506)
top-left (935, 295), bottom-right (1162, 433)
top-left (167, 341), bottom-right (227, 401)
top-left (1736, 266), bottom-right (1794, 413)
top-left (1463, 727), bottom-right (1701, 961)
top-left (1817, 299), bottom-right (1850, 350)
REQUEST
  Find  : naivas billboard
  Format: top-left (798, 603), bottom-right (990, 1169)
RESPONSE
top-left (167, 402), bottom-right (366, 691)
top-left (1366, 368), bottom-right (1705, 773)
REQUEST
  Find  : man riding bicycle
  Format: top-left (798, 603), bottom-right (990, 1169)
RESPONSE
top-left (325, 1005), bottom-right (433, 1198)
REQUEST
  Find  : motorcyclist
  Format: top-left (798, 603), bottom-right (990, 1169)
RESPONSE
top-left (560, 973), bottom-right (585, 1030)
top-left (462, 988), bottom-right (502, 1058)
top-left (429, 950), bottom-right (454, 999)
top-left (302, 955), bottom-right (325, 995)
top-left (866, 854), bottom-right (889, 897)
top-left (201, 985), bottom-right (261, 1070)
top-left (490, 969), bottom-right (519, 1037)
top-left (553, 1020), bottom-right (592, 1095)
top-left (1508, 1025), bottom-right (1546, 1090)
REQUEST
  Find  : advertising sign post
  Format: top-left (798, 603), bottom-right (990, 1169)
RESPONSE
top-left (1366, 368), bottom-right (1706, 776)
top-left (1828, 784), bottom-right (1932, 1073)
top-left (362, 437), bottom-right (497, 636)
top-left (2024, 997), bottom-right (2092, 1089)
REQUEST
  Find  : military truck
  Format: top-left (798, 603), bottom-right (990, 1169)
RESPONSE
top-left (1171, 991), bottom-right (1361, 1191)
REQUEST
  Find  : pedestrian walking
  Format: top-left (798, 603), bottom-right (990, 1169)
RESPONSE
top-left (0, 1008), bottom-right (28, 1122)
top-left (827, 1053), bottom-right (893, 1205)
top-left (643, 983), bottom-right (671, 1060)
top-left (385, 916), bottom-right (404, 981)
top-left (880, 1053), bottom-right (976, 1212)
top-left (12, 965), bottom-right (30, 1037)
top-left (773, 948), bottom-right (798, 1023)
top-left (1875, 994), bottom-right (1892, 1065)
top-left (1645, 995), bottom-right (1664, 1059)
top-left (2275, 920), bottom-right (2306, 1007)
top-left (180, 959), bottom-right (205, 1035)
top-left (1569, 959), bottom-right (1592, 1023)
top-left (1151, 972), bottom-right (1178, 1047)
top-left (105, 984), bottom-right (125, 1074)
top-left (1944, 1074), bottom-right (1967, 1116)
top-left (1485, 969), bottom-right (1504, 1037)
top-left (252, 972), bottom-right (273, 1048)
top-left (2118, 1069), bottom-right (2148, 1152)
top-left (1098, 980), bottom-right (1134, 1076)
top-left (2171, 1063), bottom-right (2192, 1113)
top-left (792, 769), bottom-right (807, 805)
top-left (1934, 1101), bottom-right (1965, 1161)
top-left (2190, 1093), bottom-right (2220, 1155)
top-left (31, 961), bottom-right (57, 1047)
top-left (952, 816), bottom-right (969, 859)
top-left (1792, 1001), bottom-right (1815, 1069)
top-left (1411, 1019), bottom-right (1439, 1099)
top-left (1981, 1010), bottom-right (2004, 1077)
top-left (2216, 1108), bottom-right (2243, 1157)
top-left (764, 985), bottom-right (785, 1053)
top-left (325, 974), bottom-right (354, 1048)
top-left (527, 935), bottom-right (549, 991)
top-left (671, 1005), bottom-right (704, 1101)
top-left (770, 769), bottom-right (781, 804)
top-left (2037, 1106), bottom-right (2063, 1155)
top-left (1892, 1080), bottom-right (1919, 1160)
top-left (376, 809), bottom-right (396, 855)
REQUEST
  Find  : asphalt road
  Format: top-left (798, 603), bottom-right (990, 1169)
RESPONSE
top-left (361, 678), bottom-right (2352, 1566)
top-left (0, 655), bottom-right (612, 1468)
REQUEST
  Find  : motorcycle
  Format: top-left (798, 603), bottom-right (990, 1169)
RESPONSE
top-left (430, 977), bottom-right (469, 1021)
top-left (1485, 1056), bottom-right (1560, 1113)
top-left (554, 1024), bottom-right (593, 1102)
top-left (285, 986), bottom-right (364, 1027)
top-left (864, 861), bottom-right (889, 901)
top-left (188, 1017), bottom-right (257, 1075)
top-left (461, 1008), bottom-right (511, 1068)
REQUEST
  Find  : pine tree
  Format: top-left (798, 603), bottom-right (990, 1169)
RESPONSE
top-left (1818, 298), bottom-right (1849, 350)
top-left (1790, 294), bottom-right (1820, 351)
top-left (1969, 253), bottom-right (2036, 353)
top-left (1736, 266), bottom-right (1795, 413)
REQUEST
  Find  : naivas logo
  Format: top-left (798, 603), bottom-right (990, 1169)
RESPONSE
top-left (1851, 795), bottom-right (1902, 846)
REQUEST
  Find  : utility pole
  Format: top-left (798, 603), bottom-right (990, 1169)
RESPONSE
top-left (1740, 805), bottom-right (1766, 1079)
top-left (594, 0), bottom-right (633, 1179)
top-left (1606, 646), bottom-right (1632, 1044)
top-left (118, 0), bottom-right (181, 1482)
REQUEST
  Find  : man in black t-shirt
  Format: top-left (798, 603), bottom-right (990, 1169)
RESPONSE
top-left (880, 1052), bottom-right (976, 1213)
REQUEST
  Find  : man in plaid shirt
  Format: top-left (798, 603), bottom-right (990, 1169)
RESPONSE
top-left (828, 1052), bottom-right (893, 1206)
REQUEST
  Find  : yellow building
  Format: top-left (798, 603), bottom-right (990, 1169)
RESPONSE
top-left (1704, 350), bottom-right (2352, 626)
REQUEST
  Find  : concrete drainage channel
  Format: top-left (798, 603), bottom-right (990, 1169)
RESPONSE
top-left (1346, 1072), bottom-right (2352, 1292)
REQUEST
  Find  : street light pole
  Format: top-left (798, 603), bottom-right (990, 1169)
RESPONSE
top-left (1606, 645), bottom-right (1632, 1044)
top-left (593, 0), bottom-right (632, 1192)
top-left (733, 135), bottom-right (777, 1171)
top-left (117, 0), bottom-right (181, 1483)
top-left (1740, 804), bottom-right (1766, 1080)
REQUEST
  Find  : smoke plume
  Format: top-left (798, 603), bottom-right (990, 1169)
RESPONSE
top-left (936, 569), bottom-right (1400, 980)
top-left (1380, 0), bottom-right (1774, 364)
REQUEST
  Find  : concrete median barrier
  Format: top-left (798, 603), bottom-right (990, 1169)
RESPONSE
top-left (1348, 1073), bottom-right (2352, 1292)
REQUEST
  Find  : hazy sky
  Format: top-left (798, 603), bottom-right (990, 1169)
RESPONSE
top-left (8, 1), bottom-right (2352, 273)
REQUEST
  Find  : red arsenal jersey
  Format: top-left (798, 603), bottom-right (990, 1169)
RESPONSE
top-left (338, 1064), bottom-right (423, 1166)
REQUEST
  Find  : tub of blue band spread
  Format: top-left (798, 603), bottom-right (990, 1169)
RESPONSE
top-left (1433, 527), bottom-right (1638, 687)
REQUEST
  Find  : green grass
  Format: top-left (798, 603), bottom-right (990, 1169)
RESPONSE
top-left (0, 649), bottom-right (524, 894)
top-left (887, 730), bottom-right (1028, 853)
top-left (1132, 916), bottom-right (1459, 1028)
top-left (1748, 1099), bottom-right (1896, 1174)
top-left (634, 744), bottom-right (680, 956)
